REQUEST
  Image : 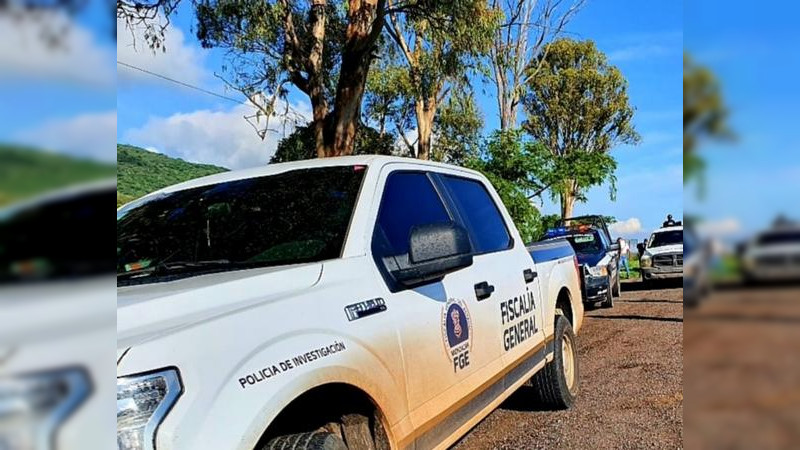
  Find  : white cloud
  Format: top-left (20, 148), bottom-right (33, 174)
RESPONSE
top-left (0, 12), bottom-right (115, 87)
top-left (121, 102), bottom-right (311, 169)
top-left (117, 17), bottom-right (208, 86)
top-left (608, 44), bottom-right (672, 62)
top-left (13, 111), bottom-right (117, 162)
top-left (696, 218), bottom-right (742, 237)
top-left (610, 217), bottom-right (643, 236)
top-left (606, 30), bottom-right (681, 63)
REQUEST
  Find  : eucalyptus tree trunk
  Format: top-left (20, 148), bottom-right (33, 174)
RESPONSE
top-left (414, 97), bottom-right (437, 160)
top-left (560, 179), bottom-right (578, 219)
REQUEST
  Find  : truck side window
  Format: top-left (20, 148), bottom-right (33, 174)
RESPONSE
top-left (441, 175), bottom-right (512, 254)
top-left (374, 172), bottom-right (450, 258)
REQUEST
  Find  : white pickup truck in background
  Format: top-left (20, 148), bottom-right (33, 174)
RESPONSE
top-left (639, 224), bottom-right (684, 285)
top-left (116, 156), bottom-right (583, 450)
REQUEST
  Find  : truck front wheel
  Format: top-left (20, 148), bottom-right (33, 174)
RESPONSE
top-left (601, 277), bottom-right (614, 308)
top-left (263, 431), bottom-right (347, 450)
top-left (531, 315), bottom-right (579, 409)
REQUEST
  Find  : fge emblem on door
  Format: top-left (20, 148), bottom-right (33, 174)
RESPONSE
top-left (441, 298), bottom-right (473, 372)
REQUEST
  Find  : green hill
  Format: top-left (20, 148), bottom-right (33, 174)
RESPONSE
top-left (0, 144), bottom-right (116, 207)
top-left (117, 144), bottom-right (228, 206)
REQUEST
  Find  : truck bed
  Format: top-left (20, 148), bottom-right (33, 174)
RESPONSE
top-left (527, 239), bottom-right (575, 264)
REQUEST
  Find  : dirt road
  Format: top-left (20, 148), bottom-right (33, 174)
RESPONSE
top-left (453, 279), bottom-right (683, 449)
top-left (684, 283), bottom-right (800, 449)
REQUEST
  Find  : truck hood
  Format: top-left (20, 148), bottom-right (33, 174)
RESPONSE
top-left (117, 263), bottom-right (323, 351)
top-left (576, 251), bottom-right (610, 268)
top-left (645, 244), bottom-right (683, 256)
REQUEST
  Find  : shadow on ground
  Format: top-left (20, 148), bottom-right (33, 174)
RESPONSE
top-left (621, 278), bottom-right (682, 292)
top-left (497, 385), bottom-right (560, 412)
top-left (588, 314), bottom-right (683, 323)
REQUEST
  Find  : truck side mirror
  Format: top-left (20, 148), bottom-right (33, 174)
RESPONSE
top-left (608, 243), bottom-right (621, 252)
top-left (637, 243), bottom-right (645, 254)
top-left (393, 222), bottom-right (473, 286)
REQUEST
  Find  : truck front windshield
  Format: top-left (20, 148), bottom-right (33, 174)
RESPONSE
top-left (117, 166), bottom-right (365, 285)
top-left (757, 231), bottom-right (800, 245)
top-left (648, 230), bottom-right (683, 248)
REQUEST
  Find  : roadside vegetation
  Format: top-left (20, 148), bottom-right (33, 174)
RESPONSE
top-left (117, 144), bottom-right (228, 206)
top-left (0, 144), bottom-right (115, 208)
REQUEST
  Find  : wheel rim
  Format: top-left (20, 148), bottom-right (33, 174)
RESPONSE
top-left (562, 333), bottom-right (576, 391)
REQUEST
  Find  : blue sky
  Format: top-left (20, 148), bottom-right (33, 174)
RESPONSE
top-left (0, 2), bottom-right (116, 162)
top-left (684, 1), bottom-right (800, 240)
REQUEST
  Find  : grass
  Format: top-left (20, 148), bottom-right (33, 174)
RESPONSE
top-left (0, 144), bottom-right (116, 207)
top-left (620, 255), bottom-right (641, 280)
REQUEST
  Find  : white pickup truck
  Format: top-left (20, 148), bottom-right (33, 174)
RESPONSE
top-left (638, 224), bottom-right (684, 285)
top-left (116, 156), bottom-right (583, 450)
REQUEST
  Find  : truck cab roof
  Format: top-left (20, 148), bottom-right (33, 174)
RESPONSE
top-left (653, 225), bottom-right (684, 233)
top-left (119, 155), bottom-right (482, 210)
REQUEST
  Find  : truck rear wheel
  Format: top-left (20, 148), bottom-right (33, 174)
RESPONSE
top-left (531, 315), bottom-right (579, 409)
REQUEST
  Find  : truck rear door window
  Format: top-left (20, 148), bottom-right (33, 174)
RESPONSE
top-left (440, 175), bottom-right (512, 254)
top-left (374, 172), bottom-right (450, 257)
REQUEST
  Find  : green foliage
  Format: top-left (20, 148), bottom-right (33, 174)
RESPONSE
top-left (389, 0), bottom-right (500, 101)
top-left (526, 139), bottom-right (619, 204)
top-left (271, 124), bottom-right (395, 164)
top-left (196, 0), bottom-right (344, 103)
top-left (466, 129), bottom-right (545, 243)
top-left (522, 39), bottom-right (639, 212)
top-left (431, 91), bottom-right (484, 164)
top-left (364, 52), bottom-right (413, 136)
top-left (539, 214), bottom-right (562, 232)
top-left (684, 53), bottom-right (732, 186)
top-left (117, 144), bottom-right (227, 205)
top-left (0, 145), bottom-right (115, 207)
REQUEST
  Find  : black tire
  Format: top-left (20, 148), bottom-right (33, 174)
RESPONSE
top-left (612, 270), bottom-right (621, 297)
top-left (531, 315), bottom-right (579, 409)
top-left (263, 431), bottom-right (348, 450)
top-left (601, 276), bottom-right (614, 308)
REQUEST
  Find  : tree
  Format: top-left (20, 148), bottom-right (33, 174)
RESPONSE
top-left (118, 0), bottom-right (490, 158)
top-left (522, 39), bottom-right (640, 219)
top-left (271, 123), bottom-right (394, 163)
top-left (430, 91), bottom-right (484, 164)
top-left (488, 0), bottom-right (584, 130)
top-left (362, 47), bottom-right (486, 163)
top-left (363, 46), bottom-right (412, 139)
top-left (383, 0), bottom-right (498, 159)
top-left (684, 53), bottom-right (731, 184)
top-left (466, 129), bottom-right (548, 243)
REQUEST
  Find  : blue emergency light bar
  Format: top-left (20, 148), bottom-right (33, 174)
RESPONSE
top-left (545, 227), bottom-right (570, 238)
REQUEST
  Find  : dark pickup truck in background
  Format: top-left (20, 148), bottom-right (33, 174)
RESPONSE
top-left (541, 215), bottom-right (621, 309)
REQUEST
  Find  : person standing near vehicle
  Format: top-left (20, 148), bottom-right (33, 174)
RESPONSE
top-left (618, 238), bottom-right (631, 278)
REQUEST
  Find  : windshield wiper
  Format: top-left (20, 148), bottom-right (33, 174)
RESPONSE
top-left (117, 259), bottom-right (232, 280)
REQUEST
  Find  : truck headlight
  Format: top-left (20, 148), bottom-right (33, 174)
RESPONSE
top-left (587, 265), bottom-right (608, 278)
top-left (0, 367), bottom-right (91, 450)
top-left (117, 368), bottom-right (182, 450)
top-left (641, 255), bottom-right (652, 268)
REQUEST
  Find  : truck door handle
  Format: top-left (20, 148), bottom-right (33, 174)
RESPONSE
top-left (474, 281), bottom-right (495, 301)
top-left (523, 269), bottom-right (538, 283)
